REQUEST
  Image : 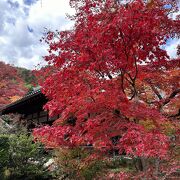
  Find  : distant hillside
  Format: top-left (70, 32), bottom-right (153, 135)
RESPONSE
top-left (17, 67), bottom-right (37, 91)
top-left (0, 61), bottom-right (37, 108)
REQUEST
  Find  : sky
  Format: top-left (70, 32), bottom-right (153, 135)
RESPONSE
top-left (0, 0), bottom-right (74, 69)
top-left (0, 0), bottom-right (179, 70)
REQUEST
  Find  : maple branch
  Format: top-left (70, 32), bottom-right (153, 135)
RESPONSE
top-left (126, 57), bottom-right (138, 100)
top-left (162, 89), bottom-right (180, 106)
top-left (119, 28), bottom-right (129, 67)
top-left (148, 83), bottom-right (162, 100)
top-left (118, 26), bottom-right (139, 98)
top-left (147, 81), bottom-right (163, 100)
top-left (124, 75), bottom-right (136, 100)
top-left (90, 96), bottom-right (96, 103)
top-left (133, 55), bottom-right (138, 81)
top-left (107, 73), bottom-right (113, 80)
top-left (114, 0), bottom-right (120, 5)
top-left (168, 109), bottom-right (180, 118)
top-left (126, 72), bottom-right (133, 82)
top-left (95, 69), bottom-right (104, 79)
top-left (120, 71), bottom-right (125, 94)
top-left (129, 92), bottom-right (135, 100)
top-left (125, 73), bottom-right (137, 100)
top-left (125, 76), bottom-right (133, 85)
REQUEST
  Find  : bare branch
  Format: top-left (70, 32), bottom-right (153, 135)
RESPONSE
top-left (162, 89), bottom-right (180, 106)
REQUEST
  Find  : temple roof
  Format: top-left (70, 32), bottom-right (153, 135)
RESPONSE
top-left (0, 88), bottom-right (48, 115)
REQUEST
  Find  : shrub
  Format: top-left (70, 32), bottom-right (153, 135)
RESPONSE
top-left (53, 147), bottom-right (106, 180)
top-left (0, 114), bottom-right (53, 180)
top-left (0, 134), bottom-right (10, 177)
top-left (0, 133), bottom-right (52, 180)
top-left (7, 134), bottom-right (51, 179)
top-left (0, 114), bottom-right (27, 134)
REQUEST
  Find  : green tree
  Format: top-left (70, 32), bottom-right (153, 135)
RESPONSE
top-left (0, 115), bottom-right (53, 180)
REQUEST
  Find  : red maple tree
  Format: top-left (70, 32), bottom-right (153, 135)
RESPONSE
top-left (34, 0), bottom-right (180, 178)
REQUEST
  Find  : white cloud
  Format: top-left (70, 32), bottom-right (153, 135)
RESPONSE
top-left (165, 39), bottom-right (180, 58)
top-left (0, 0), bottom-right (74, 69)
top-left (27, 0), bottom-right (74, 31)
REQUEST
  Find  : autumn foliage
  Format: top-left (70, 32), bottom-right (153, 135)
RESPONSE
top-left (0, 61), bottom-right (28, 108)
top-left (34, 0), bottom-right (180, 178)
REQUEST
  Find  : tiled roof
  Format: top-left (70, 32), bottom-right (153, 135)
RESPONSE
top-left (0, 88), bottom-right (42, 112)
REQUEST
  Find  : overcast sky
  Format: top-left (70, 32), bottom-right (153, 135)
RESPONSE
top-left (0, 0), bottom-right (179, 70)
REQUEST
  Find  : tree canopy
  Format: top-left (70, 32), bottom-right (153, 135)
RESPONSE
top-left (34, 0), bottom-right (180, 178)
top-left (0, 62), bottom-right (27, 108)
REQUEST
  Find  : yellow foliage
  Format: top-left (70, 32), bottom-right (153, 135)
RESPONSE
top-left (139, 119), bottom-right (156, 131)
top-left (147, 0), bottom-right (156, 8)
top-left (139, 119), bottom-right (176, 135)
top-left (9, 96), bottom-right (21, 103)
top-left (162, 121), bottom-right (176, 136)
top-left (0, 82), bottom-right (6, 88)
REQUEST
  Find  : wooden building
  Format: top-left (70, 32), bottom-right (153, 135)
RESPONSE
top-left (0, 88), bottom-right (58, 128)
